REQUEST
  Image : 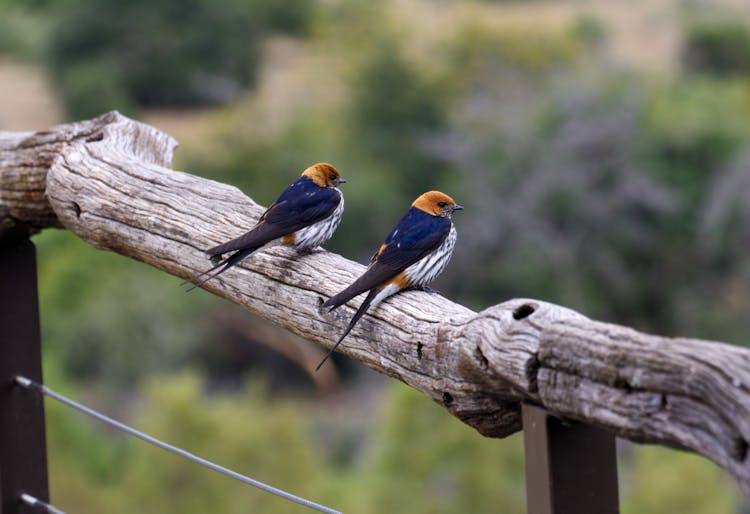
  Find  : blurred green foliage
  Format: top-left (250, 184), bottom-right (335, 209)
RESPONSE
top-left (47, 373), bottom-right (322, 513)
top-left (0, 6), bottom-right (53, 59)
top-left (621, 444), bottom-right (741, 514)
top-left (354, 384), bottom-right (527, 514)
top-left (36, 230), bottom-right (215, 386)
top-left (45, 374), bottom-right (741, 514)
top-left (683, 18), bottom-right (750, 76)
top-left (349, 36), bottom-right (448, 196)
top-left (1, 0), bottom-right (314, 118)
top-left (4, 0), bottom-right (749, 511)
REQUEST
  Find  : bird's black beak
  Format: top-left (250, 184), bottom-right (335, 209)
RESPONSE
top-left (338, 178), bottom-right (347, 184)
top-left (453, 204), bottom-right (464, 211)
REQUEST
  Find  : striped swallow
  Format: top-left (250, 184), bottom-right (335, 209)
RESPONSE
top-left (185, 163), bottom-right (345, 291)
top-left (318, 190), bottom-right (462, 370)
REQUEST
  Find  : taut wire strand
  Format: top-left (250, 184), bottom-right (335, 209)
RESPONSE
top-left (20, 493), bottom-right (67, 514)
top-left (14, 376), bottom-right (342, 514)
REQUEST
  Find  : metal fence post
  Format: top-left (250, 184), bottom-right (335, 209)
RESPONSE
top-left (0, 237), bottom-right (49, 514)
top-left (522, 403), bottom-right (619, 514)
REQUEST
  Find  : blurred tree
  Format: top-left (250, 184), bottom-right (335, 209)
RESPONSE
top-left (336, 33), bottom-right (455, 259)
top-left (253, 0), bottom-right (312, 34)
top-left (35, 230), bottom-right (216, 387)
top-left (47, 373), bottom-right (324, 514)
top-left (683, 19), bottom-right (750, 76)
top-left (0, 0), bottom-right (56, 59)
top-left (620, 444), bottom-right (741, 514)
top-left (348, 36), bottom-right (448, 197)
top-left (45, 372), bottom-right (742, 514)
top-left (47, 0), bottom-right (314, 118)
top-left (353, 383), bottom-right (526, 514)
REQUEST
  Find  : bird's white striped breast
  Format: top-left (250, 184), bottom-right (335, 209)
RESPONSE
top-left (404, 224), bottom-right (457, 287)
top-left (293, 190), bottom-right (344, 249)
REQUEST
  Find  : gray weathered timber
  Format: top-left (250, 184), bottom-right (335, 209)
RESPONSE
top-left (1, 112), bottom-right (749, 494)
top-left (0, 112), bottom-right (176, 233)
top-left (538, 318), bottom-right (750, 494)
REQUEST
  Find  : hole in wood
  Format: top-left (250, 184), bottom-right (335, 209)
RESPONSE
top-left (416, 342), bottom-right (423, 360)
top-left (734, 437), bottom-right (749, 462)
top-left (442, 392), bottom-right (454, 407)
top-left (512, 303), bottom-right (536, 320)
top-left (72, 202), bottom-right (82, 218)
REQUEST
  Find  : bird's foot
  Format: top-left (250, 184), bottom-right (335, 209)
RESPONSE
top-left (408, 284), bottom-right (439, 294)
top-left (296, 246), bottom-right (324, 256)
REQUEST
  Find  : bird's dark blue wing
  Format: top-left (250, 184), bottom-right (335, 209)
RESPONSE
top-left (324, 208), bottom-right (449, 308)
top-left (262, 176), bottom-right (340, 230)
top-left (206, 176), bottom-right (340, 257)
top-left (375, 207), bottom-right (451, 269)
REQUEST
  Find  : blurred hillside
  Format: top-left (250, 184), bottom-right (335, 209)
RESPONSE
top-left (1, 0), bottom-right (749, 512)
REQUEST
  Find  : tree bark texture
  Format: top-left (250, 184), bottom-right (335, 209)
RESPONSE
top-left (2, 112), bottom-right (749, 494)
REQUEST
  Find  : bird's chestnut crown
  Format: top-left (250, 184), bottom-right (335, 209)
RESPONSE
top-left (412, 191), bottom-right (464, 217)
top-left (302, 162), bottom-right (345, 188)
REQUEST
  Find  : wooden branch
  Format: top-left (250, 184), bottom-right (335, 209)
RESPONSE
top-left (2, 112), bottom-right (749, 495)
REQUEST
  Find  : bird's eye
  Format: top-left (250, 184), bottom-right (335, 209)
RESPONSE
top-left (437, 201), bottom-right (447, 208)
top-left (329, 174), bottom-right (336, 181)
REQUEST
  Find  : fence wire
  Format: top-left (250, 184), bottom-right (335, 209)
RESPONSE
top-left (15, 376), bottom-right (342, 514)
top-left (20, 493), bottom-right (68, 514)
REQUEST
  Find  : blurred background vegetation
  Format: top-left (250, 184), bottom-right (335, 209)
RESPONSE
top-left (1, 0), bottom-right (749, 512)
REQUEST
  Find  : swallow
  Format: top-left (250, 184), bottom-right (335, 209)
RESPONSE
top-left (184, 162), bottom-right (345, 291)
top-left (317, 191), bottom-right (462, 370)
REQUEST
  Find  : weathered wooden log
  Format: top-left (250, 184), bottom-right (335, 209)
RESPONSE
top-left (0, 112), bottom-right (175, 233)
top-left (1, 112), bottom-right (749, 494)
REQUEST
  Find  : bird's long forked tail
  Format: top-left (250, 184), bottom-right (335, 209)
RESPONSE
top-left (180, 247), bottom-right (257, 292)
top-left (316, 288), bottom-right (379, 371)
